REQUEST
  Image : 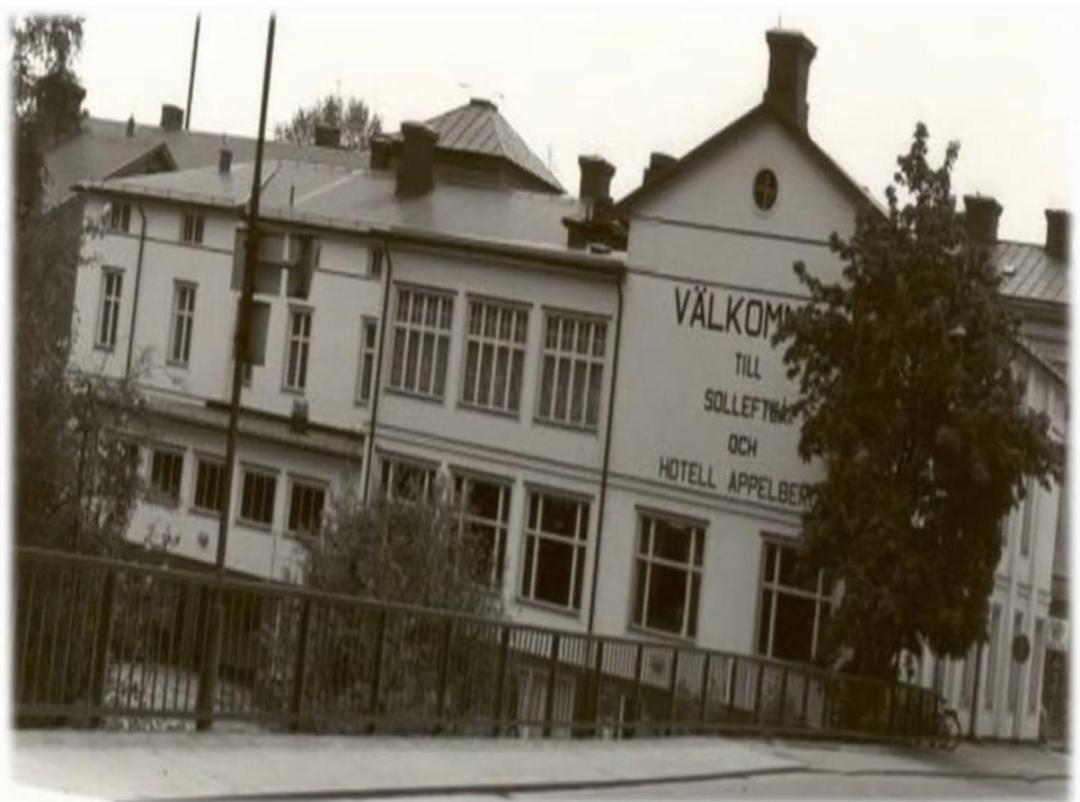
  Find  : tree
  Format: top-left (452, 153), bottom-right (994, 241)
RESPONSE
top-left (772, 123), bottom-right (1062, 680)
top-left (274, 93), bottom-right (382, 150)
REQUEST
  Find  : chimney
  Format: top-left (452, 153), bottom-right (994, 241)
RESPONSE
top-left (1045, 209), bottom-right (1071, 261)
top-left (396, 121), bottom-right (439, 197)
top-left (160, 103), bottom-right (184, 131)
top-left (763, 29), bottom-right (817, 132)
top-left (126, 115), bottom-right (136, 137)
top-left (314, 123), bottom-right (341, 148)
top-left (218, 148), bottom-right (232, 174)
top-left (578, 154), bottom-right (616, 203)
top-left (964, 195), bottom-right (1002, 244)
top-left (370, 134), bottom-right (392, 169)
top-left (642, 152), bottom-right (677, 185)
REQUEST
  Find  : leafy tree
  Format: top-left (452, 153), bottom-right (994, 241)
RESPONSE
top-left (274, 93), bottom-right (382, 150)
top-left (772, 123), bottom-right (1062, 679)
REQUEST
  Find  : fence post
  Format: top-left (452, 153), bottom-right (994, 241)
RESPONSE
top-left (667, 648), bottom-right (680, 733)
top-left (753, 660), bottom-right (765, 725)
top-left (630, 642), bottom-right (644, 738)
top-left (88, 568), bottom-right (117, 729)
top-left (778, 666), bottom-right (789, 727)
top-left (288, 598), bottom-right (312, 732)
top-left (699, 653), bottom-right (711, 726)
top-left (435, 618), bottom-right (454, 733)
top-left (368, 609), bottom-right (388, 733)
top-left (591, 639), bottom-right (605, 732)
top-left (800, 671), bottom-right (811, 727)
top-left (493, 625), bottom-right (510, 737)
top-left (543, 633), bottom-right (560, 738)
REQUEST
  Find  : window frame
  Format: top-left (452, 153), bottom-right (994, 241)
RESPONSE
top-left (146, 445), bottom-right (185, 507)
top-left (237, 464), bottom-right (278, 530)
top-left (108, 201), bottom-right (131, 233)
top-left (459, 295), bottom-right (530, 417)
top-left (518, 487), bottom-right (591, 614)
top-left (452, 470), bottom-right (512, 589)
top-left (180, 208), bottom-right (205, 244)
top-left (96, 267), bottom-right (124, 351)
top-left (355, 316), bottom-right (379, 406)
top-left (286, 475), bottom-right (328, 540)
top-left (282, 306), bottom-right (313, 393)
top-left (534, 308), bottom-right (608, 432)
top-left (630, 509), bottom-right (706, 641)
top-left (191, 453), bottom-right (226, 517)
top-left (755, 536), bottom-right (833, 664)
top-left (379, 454), bottom-right (438, 503)
top-left (387, 283), bottom-right (455, 401)
top-left (167, 280), bottom-right (197, 367)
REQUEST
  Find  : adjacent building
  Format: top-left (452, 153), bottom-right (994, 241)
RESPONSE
top-left (67, 29), bottom-right (1069, 740)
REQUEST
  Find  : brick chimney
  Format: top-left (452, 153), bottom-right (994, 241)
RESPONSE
top-left (396, 121), bottom-right (439, 197)
top-left (763, 29), bottom-right (817, 132)
top-left (579, 154), bottom-right (615, 204)
top-left (126, 115), bottom-right (136, 137)
top-left (160, 104), bottom-right (184, 131)
top-left (964, 195), bottom-right (1002, 243)
top-left (1045, 209), bottom-right (1070, 262)
top-left (642, 152), bottom-right (677, 185)
top-left (314, 123), bottom-right (341, 148)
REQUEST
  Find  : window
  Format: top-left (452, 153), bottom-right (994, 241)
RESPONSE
top-left (239, 467), bottom-right (277, 527)
top-left (537, 313), bottom-right (606, 430)
top-left (753, 168), bottom-right (778, 212)
top-left (462, 299), bottom-right (528, 414)
top-left (287, 479), bottom-right (326, 538)
top-left (369, 249), bottom-right (384, 279)
top-left (389, 286), bottom-right (453, 399)
top-left (520, 491), bottom-right (589, 611)
top-left (284, 308), bottom-right (312, 391)
top-left (192, 457), bottom-right (225, 515)
top-left (180, 209), bottom-right (205, 244)
top-left (148, 448), bottom-right (184, 505)
top-left (756, 540), bottom-right (832, 663)
top-left (1007, 611), bottom-right (1024, 712)
top-left (985, 604), bottom-right (1001, 710)
top-left (96, 268), bottom-right (123, 349)
top-left (108, 202), bottom-right (131, 233)
top-left (1029, 618), bottom-right (1045, 714)
top-left (168, 282), bottom-right (196, 366)
top-left (632, 512), bottom-right (704, 639)
top-left (380, 457), bottom-right (436, 503)
top-left (454, 474), bottom-right (511, 588)
top-left (355, 318), bottom-right (378, 405)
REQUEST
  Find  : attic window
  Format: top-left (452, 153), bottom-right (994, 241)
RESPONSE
top-left (753, 169), bottom-right (778, 212)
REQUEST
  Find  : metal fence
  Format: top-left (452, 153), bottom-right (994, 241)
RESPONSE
top-left (14, 547), bottom-right (940, 740)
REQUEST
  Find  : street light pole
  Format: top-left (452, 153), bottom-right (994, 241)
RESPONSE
top-left (196, 13), bottom-right (276, 731)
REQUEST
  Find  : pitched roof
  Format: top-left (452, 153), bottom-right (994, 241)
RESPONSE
top-left (388, 99), bottom-right (563, 194)
top-left (42, 115), bottom-right (368, 210)
top-left (992, 239), bottom-right (1068, 308)
top-left (614, 104), bottom-right (885, 218)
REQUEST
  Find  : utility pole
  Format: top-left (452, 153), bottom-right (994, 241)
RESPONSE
top-left (196, 13), bottom-right (276, 731)
top-left (185, 14), bottom-right (201, 130)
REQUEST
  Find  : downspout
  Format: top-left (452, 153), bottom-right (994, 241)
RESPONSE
top-left (587, 279), bottom-right (624, 635)
top-left (362, 239), bottom-right (394, 502)
top-left (125, 200), bottom-right (148, 378)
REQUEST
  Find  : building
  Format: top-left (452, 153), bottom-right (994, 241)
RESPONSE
top-left (67, 29), bottom-right (1068, 740)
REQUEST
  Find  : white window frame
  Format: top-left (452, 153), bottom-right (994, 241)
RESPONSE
top-left (180, 208), bottom-right (205, 244)
top-left (355, 317), bottom-right (379, 405)
top-left (756, 538), bottom-right (833, 663)
top-left (519, 489), bottom-right (590, 612)
top-left (380, 455), bottom-right (437, 503)
top-left (535, 310), bottom-right (607, 431)
top-left (286, 476), bottom-right (327, 539)
top-left (453, 472), bottom-right (512, 589)
top-left (168, 281), bottom-right (197, 366)
top-left (283, 307), bottom-right (312, 392)
top-left (147, 446), bottom-right (184, 506)
top-left (108, 202), bottom-right (131, 233)
top-left (96, 268), bottom-right (123, 350)
top-left (238, 465), bottom-right (278, 529)
top-left (191, 454), bottom-right (225, 516)
top-left (631, 511), bottom-right (705, 640)
top-left (388, 285), bottom-right (454, 400)
top-left (460, 297), bottom-right (529, 415)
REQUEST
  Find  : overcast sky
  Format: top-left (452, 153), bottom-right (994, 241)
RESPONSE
top-left (74, 6), bottom-right (1078, 243)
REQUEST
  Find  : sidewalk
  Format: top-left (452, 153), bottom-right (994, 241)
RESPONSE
top-left (12, 730), bottom-right (1070, 801)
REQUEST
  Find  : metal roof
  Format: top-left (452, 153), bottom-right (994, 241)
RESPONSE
top-left (992, 239), bottom-right (1068, 307)
top-left (390, 99), bottom-right (563, 194)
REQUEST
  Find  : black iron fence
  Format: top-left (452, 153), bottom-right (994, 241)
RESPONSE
top-left (15, 547), bottom-right (940, 739)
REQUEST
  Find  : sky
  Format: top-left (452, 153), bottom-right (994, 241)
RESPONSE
top-left (59, 6), bottom-right (1080, 243)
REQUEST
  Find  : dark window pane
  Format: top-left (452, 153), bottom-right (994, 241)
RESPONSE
top-left (652, 518), bottom-right (693, 563)
top-left (644, 562), bottom-right (688, 635)
top-left (771, 593), bottom-right (816, 662)
top-left (633, 558), bottom-right (648, 626)
top-left (534, 538), bottom-right (573, 606)
top-left (540, 496), bottom-right (579, 538)
top-left (758, 591), bottom-right (773, 654)
top-left (468, 479), bottom-right (501, 520)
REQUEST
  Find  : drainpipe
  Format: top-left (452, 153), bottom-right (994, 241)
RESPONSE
top-left (124, 200), bottom-right (148, 378)
top-left (362, 239), bottom-right (394, 503)
top-left (586, 280), bottom-right (624, 635)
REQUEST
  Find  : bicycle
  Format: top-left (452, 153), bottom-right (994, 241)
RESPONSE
top-left (928, 701), bottom-right (962, 751)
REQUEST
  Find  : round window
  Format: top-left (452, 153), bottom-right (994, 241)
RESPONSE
top-left (753, 169), bottom-right (778, 212)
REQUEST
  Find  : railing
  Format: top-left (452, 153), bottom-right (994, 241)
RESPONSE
top-left (14, 547), bottom-right (940, 740)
